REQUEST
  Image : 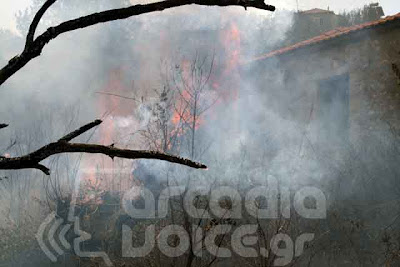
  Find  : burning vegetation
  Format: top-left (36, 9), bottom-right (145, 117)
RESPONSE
top-left (1, 1), bottom-right (400, 267)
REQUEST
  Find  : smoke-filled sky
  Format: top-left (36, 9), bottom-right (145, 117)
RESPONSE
top-left (1, 0), bottom-right (399, 33)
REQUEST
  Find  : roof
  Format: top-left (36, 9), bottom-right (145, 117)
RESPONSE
top-left (250, 12), bottom-right (400, 63)
top-left (299, 8), bottom-right (334, 15)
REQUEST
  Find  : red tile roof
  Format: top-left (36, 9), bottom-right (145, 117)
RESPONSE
top-left (249, 12), bottom-right (400, 63)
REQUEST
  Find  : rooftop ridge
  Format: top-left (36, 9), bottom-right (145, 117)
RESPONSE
top-left (246, 12), bottom-right (400, 64)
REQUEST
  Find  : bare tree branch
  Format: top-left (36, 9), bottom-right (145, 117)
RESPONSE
top-left (0, 120), bottom-right (207, 175)
top-left (58, 119), bottom-right (102, 142)
top-left (25, 0), bottom-right (57, 49)
top-left (94, 91), bottom-right (140, 102)
top-left (0, 124), bottom-right (9, 130)
top-left (0, 0), bottom-right (274, 86)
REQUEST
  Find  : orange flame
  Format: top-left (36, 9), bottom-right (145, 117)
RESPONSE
top-left (215, 22), bottom-right (241, 103)
top-left (79, 68), bottom-right (136, 204)
top-left (171, 60), bottom-right (205, 133)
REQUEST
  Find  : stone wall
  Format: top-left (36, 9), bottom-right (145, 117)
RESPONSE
top-left (248, 22), bottom-right (400, 146)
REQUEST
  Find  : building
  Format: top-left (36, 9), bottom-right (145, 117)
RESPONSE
top-left (296, 8), bottom-right (339, 39)
top-left (285, 4), bottom-right (385, 45)
top-left (243, 13), bottom-right (400, 152)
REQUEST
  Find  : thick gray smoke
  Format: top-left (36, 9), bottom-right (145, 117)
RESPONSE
top-left (0, 0), bottom-right (292, 237)
top-left (1, 1), bottom-right (399, 266)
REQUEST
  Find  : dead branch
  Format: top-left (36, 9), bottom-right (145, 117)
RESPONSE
top-left (0, 120), bottom-right (207, 175)
top-left (0, 124), bottom-right (8, 130)
top-left (94, 91), bottom-right (140, 102)
top-left (0, 0), bottom-right (274, 86)
top-left (24, 0), bottom-right (57, 49)
top-left (58, 119), bottom-right (102, 142)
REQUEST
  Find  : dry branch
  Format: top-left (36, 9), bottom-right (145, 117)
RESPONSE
top-left (95, 91), bottom-right (140, 102)
top-left (0, 120), bottom-right (207, 175)
top-left (25, 0), bottom-right (57, 49)
top-left (0, 0), bottom-right (274, 86)
top-left (58, 119), bottom-right (102, 142)
top-left (0, 124), bottom-right (8, 130)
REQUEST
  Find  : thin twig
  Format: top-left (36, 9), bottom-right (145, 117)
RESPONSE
top-left (94, 91), bottom-right (140, 102)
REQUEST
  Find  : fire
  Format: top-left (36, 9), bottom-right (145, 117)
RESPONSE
top-left (223, 22), bottom-right (241, 73)
top-left (171, 59), bottom-right (205, 130)
top-left (77, 20), bottom-right (244, 202)
top-left (215, 22), bottom-right (242, 103)
top-left (79, 68), bottom-right (136, 204)
top-left (170, 21), bottom-right (242, 136)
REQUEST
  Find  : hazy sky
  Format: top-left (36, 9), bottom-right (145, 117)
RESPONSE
top-left (0, 0), bottom-right (399, 33)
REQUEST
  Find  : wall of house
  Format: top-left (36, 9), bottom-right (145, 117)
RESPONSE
top-left (301, 12), bottom-right (338, 34)
top-left (288, 12), bottom-right (339, 43)
top-left (251, 23), bottom-right (400, 148)
top-left (238, 22), bottom-right (400, 266)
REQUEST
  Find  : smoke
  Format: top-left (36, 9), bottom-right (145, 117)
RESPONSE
top-left (2, 1), bottom-right (399, 266)
top-left (0, 0), bottom-right (294, 216)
